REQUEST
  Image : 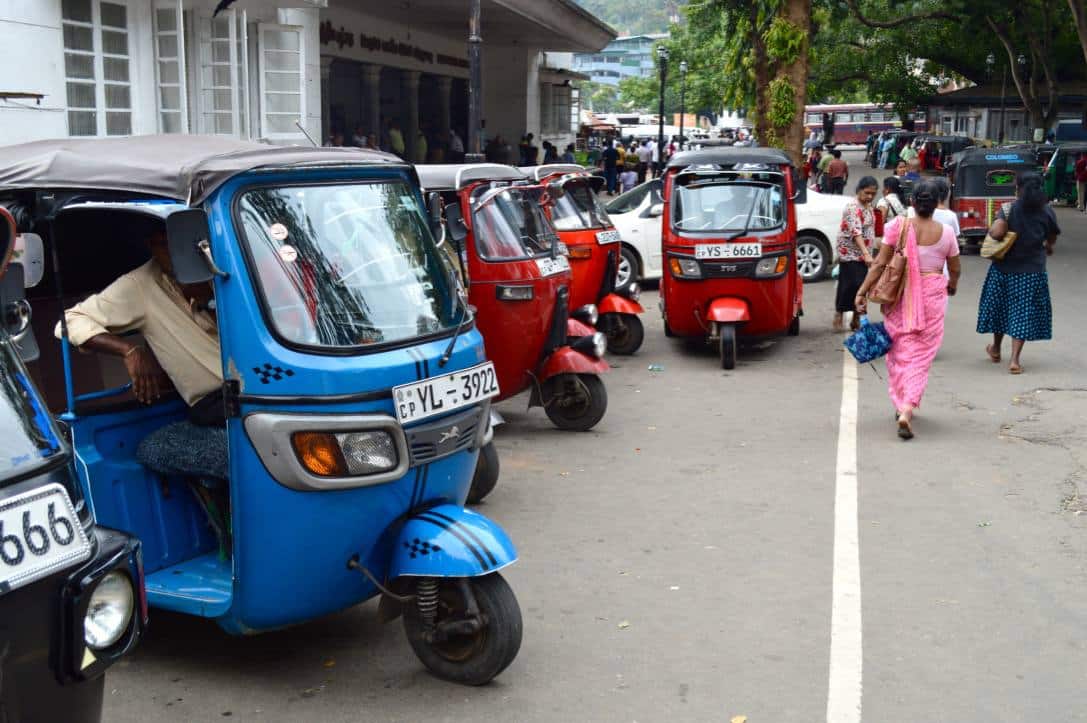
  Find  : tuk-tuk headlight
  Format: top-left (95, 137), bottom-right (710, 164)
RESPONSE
top-left (591, 331), bottom-right (607, 358)
top-left (625, 282), bottom-right (641, 301)
top-left (572, 304), bottom-right (599, 326)
top-left (755, 256), bottom-right (788, 278)
top-left (84, 571), bottom-right (135, 650)
top-left (570, 331), bottom-right (607, 359)
top-left (292, 430), bottom-right (399, 477)
top-left (670, 257), bottom-right (701, 278)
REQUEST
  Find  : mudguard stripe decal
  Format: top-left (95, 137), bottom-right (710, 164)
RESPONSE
top-left (424, 510), bottom-right (499, 567)
top-left (415, 514), bottom-right (488, 568)
top-left (418, 462), bottom-right (429, 505)
top-left (409, 467), bottom-right (421, 508)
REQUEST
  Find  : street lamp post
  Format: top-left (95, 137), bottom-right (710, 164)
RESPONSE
top-left (465, 0), bottom-right (485, 162)
top-left (679, 60), bottom-right (688, 152)
top-left (656, 45), bottom-right (669, 177)
top-left (1016, 54), bottom-right (1030, 142)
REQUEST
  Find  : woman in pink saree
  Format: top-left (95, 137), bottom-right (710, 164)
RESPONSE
top-left (854, 180), bottom-right (962, 439)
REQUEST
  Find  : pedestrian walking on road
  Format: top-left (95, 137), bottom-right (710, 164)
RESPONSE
top-left (855, 180), bottom-right (962, 440)
top-left (602, 141), bottom-right (619, 195)
top-left (834, 176), bottom-right (879, 332)
top-left (876, 176), bottom-right (907, 229)
top-left (977, 172), bottom-right (1059, 375)
top-left (1074, 152), bottom-right (1087, 212)
top-left (826, 149), bottom-right (849, 195)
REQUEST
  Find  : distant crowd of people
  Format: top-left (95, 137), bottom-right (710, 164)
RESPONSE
top-left (324, 119), bottom-right (467, 164)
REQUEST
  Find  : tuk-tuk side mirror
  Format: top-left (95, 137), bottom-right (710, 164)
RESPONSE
top-left (166, 209), bottom-right (222, 285)
top-left (14, 233), bottom-right (45, 288)
top-left (444, 202), bottom-right (469, 248)
top-left (646, 203), bottom-right (664, 218)
top-left (546, 181), bottom-right (566, 200)
top-left (791, 168), bottom-right (808, 204)
top-left (426, 191), bottom-right (444, 244)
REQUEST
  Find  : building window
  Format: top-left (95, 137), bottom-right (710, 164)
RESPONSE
top-left (62, 0), bottom-right (132, 137)
top-left (154, 1), bottom-right (188, 133)
top-left (195, 9), bottom-right (249, 136)
top-left (552, 84), bottom-right (571, 136)
top-left (258, 24), bottom-right (305, 139)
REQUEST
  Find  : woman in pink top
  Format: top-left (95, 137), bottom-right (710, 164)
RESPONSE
top-left (855, 180), bottom-right (962, 439)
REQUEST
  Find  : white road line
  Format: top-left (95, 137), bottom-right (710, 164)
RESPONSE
top-left (827, 352), bottom-right (862, 723)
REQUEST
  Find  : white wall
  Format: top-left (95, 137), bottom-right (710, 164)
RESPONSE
top-left (0, 1), bottom-right (70, 142)
top-left (481, 45), bottom-right (532, 144)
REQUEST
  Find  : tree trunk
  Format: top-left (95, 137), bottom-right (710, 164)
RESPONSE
top-left (777, 0), bottom-right (812, 166)
top-left (1068, 0), bottom-right (1087, 66)
top-left (750, 5), bottom-right (771, 146)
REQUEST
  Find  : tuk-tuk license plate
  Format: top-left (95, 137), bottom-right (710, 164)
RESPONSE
top-left (394, 362), bottom-right (500, 425)
top-left (596, 230), bottom-right (622, 244)
top-left (695, 243), bottom-right (762, 260)
top-left (0, 483), bottom-right (91, 593)
top-left (535, 256), bottom-right (571, 277)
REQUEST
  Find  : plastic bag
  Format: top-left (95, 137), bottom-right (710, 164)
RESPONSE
top-left (843, 316), bottom-right (892, 363)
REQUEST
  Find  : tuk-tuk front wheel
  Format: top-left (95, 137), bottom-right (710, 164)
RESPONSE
top-left (467, 441), bottom-right (500, 504)
top-left (403, 573), bottom-right (522, 686)
top-left (719, 323), bottom-right (738, 370)
top-left (543, 373), bottom-right (607, 431)
top-left (603, 313), bottom-right (644, 355)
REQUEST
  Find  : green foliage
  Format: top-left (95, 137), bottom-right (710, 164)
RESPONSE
top-left (571, 0), bottom-right (688, 36)
top-left (767, 77), bottom-right (797, 130)
top-left (581, 81), bottom-right (625, 113)
top-left (765, 16), bottom-right (805, 65)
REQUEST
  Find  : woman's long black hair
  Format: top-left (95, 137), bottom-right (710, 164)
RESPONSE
top-left (911, 179), bottom-right (940, 218)
top-left (1017, 171), bottom-right (1046, 212)
top-left (882, 176), bottom-right (903, 198)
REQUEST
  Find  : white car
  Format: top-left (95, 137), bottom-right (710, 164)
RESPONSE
top-left (606, 181), bottom-right (851, 285)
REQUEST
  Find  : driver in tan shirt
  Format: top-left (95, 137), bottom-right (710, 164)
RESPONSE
top-left (56, 231), bottom-right (222, 411)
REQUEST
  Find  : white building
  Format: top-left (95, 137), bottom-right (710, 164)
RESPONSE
top-left (0, 0), bottom-right (613, 157)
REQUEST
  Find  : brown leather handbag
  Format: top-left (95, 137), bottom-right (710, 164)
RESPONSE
top-left (867, 218), bottom-right (909, 305)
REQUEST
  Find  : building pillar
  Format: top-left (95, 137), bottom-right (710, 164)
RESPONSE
top-left (436, 76), bottom-right (453, 143)
top-left (362, 63), bottom-right (382, 141)
top-left (401, 70), bottom-right (421, 162)
top-left (320, 56), bottom-right (333, 143)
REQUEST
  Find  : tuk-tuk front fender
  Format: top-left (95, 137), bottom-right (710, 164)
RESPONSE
top-left (706, 298), bottom-right (750, 324)
top-left (539, 345), bottom-right (610, 382)
top-left (389, 505), bottom-right (517, 579)
top-left (598, 293), bottom-right (644, 315)
top-left (567, 317), bottom-right (596, 338)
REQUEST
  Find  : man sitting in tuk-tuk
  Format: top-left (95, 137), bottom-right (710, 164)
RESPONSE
top-left (56, 229), bottom-right (227, 476)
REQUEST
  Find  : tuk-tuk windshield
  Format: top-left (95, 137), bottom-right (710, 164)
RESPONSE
top-left (470, 186), bottom-right (559, 260)
top-left (672, 174), bottom-right (785, 233)
top-left (0, 340), bottom-right (65, 477)
top-left (237, 180), bottom-right (459, 349)
top-left (550, 181), bottom-right (612, 231)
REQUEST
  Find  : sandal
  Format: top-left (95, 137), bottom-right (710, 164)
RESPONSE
top-left (985, 344), bottom-right (1001, 363)
top-left (1009, 363), bottom-right (1023, 375)
top-left (897, 414), bottom-right (914, 440)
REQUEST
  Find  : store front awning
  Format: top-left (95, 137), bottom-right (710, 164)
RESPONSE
top-left (328, 0), bottom-right (615, 52)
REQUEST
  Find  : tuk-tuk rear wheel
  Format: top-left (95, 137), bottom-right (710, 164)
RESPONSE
top-left (604, 313), bottom-right (644, 355)
top-left (403, 573), bottom-right (522, 686)
top-left (719, 324), bottom-right (738, 370)
top-left (467, 442), bottom-right (500, 504)
top-left (543, 374), bottom-right (608, 431)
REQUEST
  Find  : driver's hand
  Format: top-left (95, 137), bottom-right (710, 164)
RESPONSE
top-left (124, 347), bottom-right (166, 404)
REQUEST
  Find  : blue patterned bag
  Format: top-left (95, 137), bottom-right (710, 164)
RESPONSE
top-left (843, 316), bottom-right (892, 363)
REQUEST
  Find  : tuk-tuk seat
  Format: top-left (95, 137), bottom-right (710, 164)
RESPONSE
top-left (136, 421), bottom-right (228, 482)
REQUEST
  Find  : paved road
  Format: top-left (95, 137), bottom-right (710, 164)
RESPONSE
top-left (104, 152), bottom-right (1087, 722)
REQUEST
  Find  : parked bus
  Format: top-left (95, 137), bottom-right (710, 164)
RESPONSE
top-left (804, 103), bottom-right (928, 145)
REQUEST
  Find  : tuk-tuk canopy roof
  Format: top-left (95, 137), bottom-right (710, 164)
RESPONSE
top-left (667, 147), bottom-right (794, 170)
top-left (415, 164), bottom-right (527, 190)
top-left (953, 146), bottom-right (1036, 168)
top-left (916, 134), bottom-right (973, 147)
top-left (520, 164), bottom-right (587, 181)
top-left (0, 135), bottom-right (403, 205)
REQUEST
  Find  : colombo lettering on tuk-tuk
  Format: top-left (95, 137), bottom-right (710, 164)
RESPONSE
top-left (0, 205), bottom-right (144, 723)
top-left (659, 148), bottom-right (805, 370)
top-left (417, 164), bottom-right (611, 437)
top-left (0, 136), bottom-right (522, 686)
top-left (522, 165), bottom-right (647, 355)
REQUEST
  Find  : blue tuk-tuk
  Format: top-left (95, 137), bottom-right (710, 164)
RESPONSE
top-left (0, 136), bottom-right (522, 685)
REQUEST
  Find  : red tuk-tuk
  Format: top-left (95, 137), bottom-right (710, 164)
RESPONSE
top-left (523, 165), bottom-right (646, 354)
top-left (659, 148), bottom-right (804, 369)
top-left (416, 164), bottom-right (609, 443)
top-left (948, 147), bottom-right (1036, 249)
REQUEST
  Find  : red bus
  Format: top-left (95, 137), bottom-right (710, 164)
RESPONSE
top-left (804, 103), bottom-right (927, 145)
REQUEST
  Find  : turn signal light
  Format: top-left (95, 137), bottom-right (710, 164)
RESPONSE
top-left (292, 432), bottom-right (348, 477)
top-left (567, 246), bottom-right (593, 259)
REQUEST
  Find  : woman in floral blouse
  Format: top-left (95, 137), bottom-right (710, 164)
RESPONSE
top-left (834, 176), bottom-right (879, 331)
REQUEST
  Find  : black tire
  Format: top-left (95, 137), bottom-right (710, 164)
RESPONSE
top-left (796, 235), bottom-right (830, 282)
top-left (787, 315), bottom-right (800, 336)
top-left (404, 573), bottom-right (522, 686)
top-left (719, 324), bottom-right (737, 370)
top-left (615, 245), bottom-right (641, 292)
top-left (604, 313), bottom-right (644, 355)
top-left (467, 442), bottom-right (499, 504)
top-left (542, 373), bottom-right (607, 431)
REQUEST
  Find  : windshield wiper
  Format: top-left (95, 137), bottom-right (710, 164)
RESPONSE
top-left (727, 189), bottom-right (762, 240)
top-left (439, 283), bottom-right (472, 368)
